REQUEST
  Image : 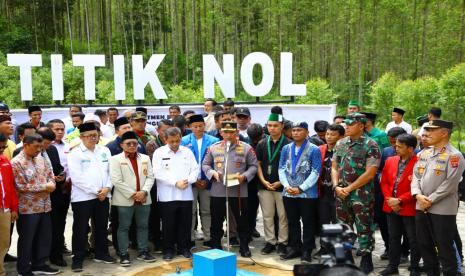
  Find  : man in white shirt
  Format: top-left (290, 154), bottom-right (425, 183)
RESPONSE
top-left (153, 127), bottom-right (199, 261)
top-left (203, 99), bottom-right (217, 132)
top-left (67, 122), bottom-right (115, 272)
top-left (385, 108), bottom-right (412, 134)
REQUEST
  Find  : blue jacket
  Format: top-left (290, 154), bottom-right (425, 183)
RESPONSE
top-left (181, 133), bottom-right (220, 188)
top-left (278, 141), bottom-right (322, 199)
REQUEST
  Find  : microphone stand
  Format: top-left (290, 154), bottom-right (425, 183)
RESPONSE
top-left (223, 142), bottom-right (230, 252)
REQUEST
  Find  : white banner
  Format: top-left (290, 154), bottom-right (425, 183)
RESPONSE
top-left (10, 104), bottom-right (336, 132)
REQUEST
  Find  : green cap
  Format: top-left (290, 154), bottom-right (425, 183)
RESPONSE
top-left (268, 113), bottom-right (283, 122)
top-left (348, 100), bottom-right (360, 107)
top-left (344, 112), bottom-right (367, 125)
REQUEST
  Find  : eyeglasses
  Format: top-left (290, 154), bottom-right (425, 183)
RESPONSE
top-left (124, 142), bottom-right (138, 147)
top-left (82, 134), bottom-right (99, 139)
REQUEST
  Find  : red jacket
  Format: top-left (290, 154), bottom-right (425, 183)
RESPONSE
top-left (0, 155), bottom-right (18, 212)
top-left (317, 144), bottom-right (328, 196)
top-left (380, 155), bottom-right (418, 216)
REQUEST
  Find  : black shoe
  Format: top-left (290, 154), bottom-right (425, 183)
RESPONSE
top-left (163, 252), bottom-right (174, 261)
top-left (280, 248), bottom-right (301, 260)
top-left (71, 260), bottom-right (83, 272)
top-left (261, 243), bottom-right (276, 255)
top-left (94, 255), bottom-right (116, 264)
top-left (240, 247), bottom-right (252, 258)
top-left (120, 254), bottom-right (131, 267)
top-left (180, 249), bottom-right (192, 259)
top-left (137, 251), bottom-right (156, 263)
top-left (31, 265), bottom-right (60, 275)
top-left (4, 253), bottom-right (17, 262)
top-left (360, 253), bottom-right (374, 274)
top-left (50, 257), bottom-right (67, 267)
top-left (252, 229), bottom-right (261, 238)
top-left (301, 251), bottom-right (312, 263)
top-left (277, 243), bottom-right (287, 255)
top-left (380, 250), bottom-right (389, 260)
top-left (229, 237), bottom-right (240, 247)
top-left (62, 246), bottom-right (72, 256)
top-left (202, 240), bottom-right (213, 249)
top-left (312, 248), bottom-right (326, 259)
top-left (18, 272), bottom-right (34, 276)
top-left (356, 249), bottom-right (362, 256)
top-left (379, 266), bottom-right (399, 276)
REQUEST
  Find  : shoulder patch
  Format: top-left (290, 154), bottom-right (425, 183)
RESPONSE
top-left (450, 155), bottom-right (460, 168)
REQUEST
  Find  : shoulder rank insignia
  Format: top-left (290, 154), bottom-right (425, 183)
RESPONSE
top-left (450, 155), bottom-right (460, 168)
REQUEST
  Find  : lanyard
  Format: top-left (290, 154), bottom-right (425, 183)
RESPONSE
top-left (267, 135), bottom-right (285, 163)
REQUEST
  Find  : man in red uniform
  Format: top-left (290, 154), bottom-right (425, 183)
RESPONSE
top-left (0, 132), bottom-right (18, 276)
top-left (380, 134), bottom-right (420, 276)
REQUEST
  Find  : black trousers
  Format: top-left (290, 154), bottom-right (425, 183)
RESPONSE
top-left (149, 183), bottom-right (162, 246)
top-left (50, 192), bottom-right (70, 261)
top-left (17, 213), bottom-right (52, 274)
top-left (387, 213), bottom-right (420, 269)
top-left (210, 197), bottom-right (249, 249)
top-left (416, 211), bottom-right (457, 275)
top-left (283, 197), bottom-right (318, 252)
top-left (159, 200), bottom-right (192, 254)
top-left (318, 195), bottom-right (337, 225)
top-left (247, 181), bottom-right (260, 238)
top-left (374, 178), bottom-right (389, 250)
top-left (72, 198), bottom-right (110, 262)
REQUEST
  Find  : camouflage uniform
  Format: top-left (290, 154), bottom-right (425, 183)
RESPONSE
top-left (333, 135), bottom-right (381, 253)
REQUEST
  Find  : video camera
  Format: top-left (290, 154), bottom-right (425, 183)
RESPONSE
top-left (293, 224), bottom-right (366, 276)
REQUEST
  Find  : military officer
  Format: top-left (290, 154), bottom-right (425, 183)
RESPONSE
top-left (411, 120), bottom-right (465, 276)
top-left (331, 113), bottom-right (381, 274)
top-left (202, 121), bottom-right (258, 257)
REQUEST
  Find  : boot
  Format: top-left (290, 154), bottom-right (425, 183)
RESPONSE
top-left (360, 253), bottom-right (374, 274)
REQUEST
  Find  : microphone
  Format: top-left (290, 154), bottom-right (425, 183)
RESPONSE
top-left (226, 141), bottom-right (231, 152)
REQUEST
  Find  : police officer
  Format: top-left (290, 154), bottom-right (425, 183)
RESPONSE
top-left (331, 113), bottom-right (381, 274)
top-left (202, 121), bottom-right (258, 257)
top-left (411, 120), bottom-right (465, 276)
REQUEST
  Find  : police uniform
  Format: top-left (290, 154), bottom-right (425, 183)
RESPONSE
top-left (333, 113), bottom-right (381, 256)
top-left (411, 120), bottom-right (465, 276)
top-left (202, 122), bottom-right (258, 256)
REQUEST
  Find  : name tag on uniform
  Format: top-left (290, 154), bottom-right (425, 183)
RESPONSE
top-left (81, 159), bottom-right (91, 163)
top-left (162, 158), bottom-right (170, 169)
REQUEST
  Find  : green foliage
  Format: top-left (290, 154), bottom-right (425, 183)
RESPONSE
top-left (367, 72), bottom-right (400, 127)
top-left (438, 63), bottom-right (465, 133)
top-left (296, 78), bottom-right (337, 105)
top-left (394, 77), bottom-right (438, 126)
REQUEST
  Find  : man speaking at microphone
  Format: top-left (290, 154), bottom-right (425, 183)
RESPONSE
top-left (202, 121), bottom-right (257, 257)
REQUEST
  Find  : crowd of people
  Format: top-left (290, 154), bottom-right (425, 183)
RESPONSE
top-left (0, 99), bottom-right (463, 276)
